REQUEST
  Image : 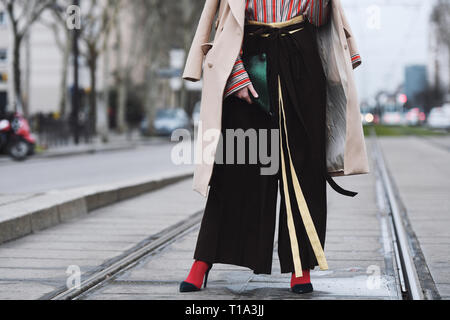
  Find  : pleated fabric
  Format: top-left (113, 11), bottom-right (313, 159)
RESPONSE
top-left (194, 19), bottom-right (328, 275)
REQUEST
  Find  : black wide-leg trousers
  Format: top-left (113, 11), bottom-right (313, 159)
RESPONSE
top-left (194, 20), bottom-right (328, 275)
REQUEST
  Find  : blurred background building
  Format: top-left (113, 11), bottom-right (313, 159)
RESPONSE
top-left (343, 0), bottom-right (450, 128)
top-left (404, 65), bottom-right (428, 107)
top-left (0, 0), bottom-right (204, 145)
top-left (0, 0), bottom-right (449, 150)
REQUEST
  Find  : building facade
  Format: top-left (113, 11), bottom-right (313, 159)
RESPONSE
top-left (404, 65), bottom-right (428, 106)
top-left (0, 3), bottom-right (100, 117)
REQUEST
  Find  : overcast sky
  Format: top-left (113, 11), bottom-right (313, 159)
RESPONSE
top-left (341, 0), bottom-right (434, 103)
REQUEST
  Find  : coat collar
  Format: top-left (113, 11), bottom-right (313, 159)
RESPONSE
top-left (228, 0), bottom-right (246, 29)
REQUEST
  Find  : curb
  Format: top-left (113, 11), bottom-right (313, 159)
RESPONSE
top-left (0, 144), bottom-right (136, 164)
top-left (34, 144), bottom-right (138, 160)
top-left (0, 171), bottom-right (193, 245)
top-left (33, 137), bottom-right (173, 160)
top-left (0, 138), bottom-right (178, 164)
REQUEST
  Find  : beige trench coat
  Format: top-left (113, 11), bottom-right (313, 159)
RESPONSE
top-left (183, 0), bottom-right (370, 197)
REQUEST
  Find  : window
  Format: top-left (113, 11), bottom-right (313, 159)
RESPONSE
top-left (0, 49), bottom-right (6, 63)
top-left (0, 12), bottom-right (5, 26)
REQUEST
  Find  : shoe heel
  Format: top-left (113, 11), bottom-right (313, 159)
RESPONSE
top-left (203, 266), bottom-right (212, 288)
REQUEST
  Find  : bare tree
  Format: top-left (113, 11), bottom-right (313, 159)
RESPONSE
top-left (42, 1), bottom-right (73, 117)
top-left (77, 0), bottom-right (117, 135)
top-left (113, 0), bottom-right (126, 133)
top-left (94, 0), bottom-right (120, 141)
top-left (1, 0), bottom-right (55, 115)
top-left (113, 0), bottom-right (142, 134)
top-left (135, 0), bottom-right (167, 135)
top-left (131, 0), bottom-right (203, 135)
top-left (178, 0), bottom-right (203, 117)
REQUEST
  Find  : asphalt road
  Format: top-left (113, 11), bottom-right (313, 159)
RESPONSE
top-left (0, 142), bottom-right (194, 194)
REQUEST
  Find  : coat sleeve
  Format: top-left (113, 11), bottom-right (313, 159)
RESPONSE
top-left (223, 50), bottom-right (252, 98)
top-left (183, 0), bottom-right (220, 82)
top-left (338, 1), bottom-right (362, 69)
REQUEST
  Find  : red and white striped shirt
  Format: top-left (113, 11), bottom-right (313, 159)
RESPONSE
top-left (224, 0), bottom-right (331, 98)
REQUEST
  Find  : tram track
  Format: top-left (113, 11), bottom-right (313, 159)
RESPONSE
top-left (46, 130), bottom-right (435, 300)
top-left (47, 210), bottom-right (204, 300)
top-left (371, 130), bottom-right (434, 300)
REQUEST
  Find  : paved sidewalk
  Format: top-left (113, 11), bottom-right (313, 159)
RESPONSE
top-left (0, 179), bottom-right (205, 300)
top-left (84, 139), bottom-right (400, 300)
top-left (379, 136), bottom-right (450, 299)
top-left (0, 167), bottom-right (193, 244)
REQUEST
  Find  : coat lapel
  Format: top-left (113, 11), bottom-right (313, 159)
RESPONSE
top-left (228, 0), bottom-right (246, 29)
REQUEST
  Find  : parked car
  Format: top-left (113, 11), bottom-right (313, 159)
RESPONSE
top-left (382, 111), bottom-right (404, 125)
top-left (442, 103), bottom-right (450, 116)
top-left (427, 106), bottom-right (450, 130)
top-left (405, 107), bottom-right (426, 126)
top-left (141, 108), bottom-right (190, 136)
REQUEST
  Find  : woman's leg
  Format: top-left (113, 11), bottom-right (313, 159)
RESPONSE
top-left (180, 260), bottom-right (212, 292)
top-left (276, 23), bottom-right (328, 277)
top-left (192, 95), bottom-right (279, 275)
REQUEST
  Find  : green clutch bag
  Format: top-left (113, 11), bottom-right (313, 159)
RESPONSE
top-left (242, 53), bottom-right (271, 114)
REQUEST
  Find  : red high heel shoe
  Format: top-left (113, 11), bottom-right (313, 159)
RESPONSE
top-left (291, 270), bottom-right (314, 294)
top-left (179, 260), bottom-right (212, 293)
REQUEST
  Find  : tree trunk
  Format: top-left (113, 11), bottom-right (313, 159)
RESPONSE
top-left (117, 75), bottom-right (128, 133)
top-left (23, 32), bottom-right (30, 116)
top-left (59, 37), bottom-right (72, 117)
top-left (88, 53), bottom-right (98, 137)
top-left (180, 80), bottom-right (188, 113)
top-left (142, 37), bottom-right (157, 135)
top-left (12, 35), bottom-right (23, 114)
top-left (99, 38), bottom-right (111, 142)
top-left (115, 17), bottom-right (127, 133)
top-left (144, 69), bottom-right (158, 136)
top-left (181, 32), bottom-right (191, 118)
top-left (59, 39), bottom-right (71, 117)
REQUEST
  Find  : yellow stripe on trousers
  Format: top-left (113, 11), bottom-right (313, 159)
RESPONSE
top-left (277, 76), bottom-right (329, 278)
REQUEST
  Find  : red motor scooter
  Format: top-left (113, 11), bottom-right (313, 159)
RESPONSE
top-left (0, 113), bottom-right (36, 161)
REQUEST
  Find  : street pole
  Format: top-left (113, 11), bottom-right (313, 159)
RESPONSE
top-left (72, 0), bottom-right (80, 145)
